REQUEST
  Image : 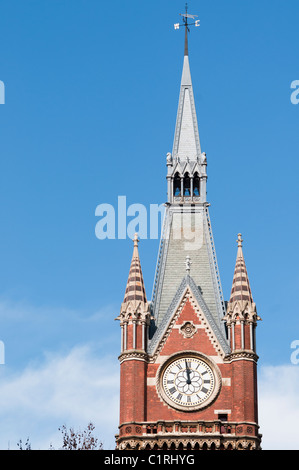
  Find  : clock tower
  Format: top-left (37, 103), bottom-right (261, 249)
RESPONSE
top-left (115, 12), bottom-right (262, 451)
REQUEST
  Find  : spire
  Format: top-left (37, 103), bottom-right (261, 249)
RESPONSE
top-left (122, 233), bottom-right (147, 306)
top-left (229, 234), bottom-right (253, 304)
top-left (151, 9), bottom-right (225, 334)
top-left (172, 13), bottom-right (201, 161)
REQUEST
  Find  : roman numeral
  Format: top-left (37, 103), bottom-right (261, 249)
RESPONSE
top-left (201, 387), bottom-right (209, 394)
top-left (169, 387), bottom-right (176, 395)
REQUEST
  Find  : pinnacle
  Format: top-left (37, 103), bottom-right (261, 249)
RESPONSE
top-left (122, 233), bottom-right (147, 305)
top-left (229, 233), bottom-right (253, 305)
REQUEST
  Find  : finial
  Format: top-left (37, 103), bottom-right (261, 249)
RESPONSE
top-left (184, 3), bottom-right (189, 56)
top-left (185, 255), bottom-right (192, 274)
top-left (166, 152), bottom-right (172, 165)
top-left (237, 233), bottom-right (243, 248)
top-left (133, 233), bottom-right (139, 248)
top-left (174, 4), bottom-right (200, 56)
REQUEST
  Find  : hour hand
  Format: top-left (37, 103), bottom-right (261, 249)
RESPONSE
top-left (185, 360), bottom-right (191, 384)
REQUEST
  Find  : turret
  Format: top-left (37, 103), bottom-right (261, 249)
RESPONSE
top-left (117, 233), bottom-right (150, 353)
top-left (223, 234), bottom-right (261, 428)
top-left (116, 234), bottom-right (150, 429)
top-left (224, 234), bottom-right (261, 353)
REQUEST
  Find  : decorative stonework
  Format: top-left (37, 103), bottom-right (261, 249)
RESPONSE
top-left (116, 419), bottom-right (262, 450)
top-left (117, 436), bottom-right (261, 450)
top-left (148, 290), bottom-right (189, 361)
top-left (148, 279), bottom-right (230, 360)
top-left (224, 350), bottom-right (259, 364)
top-left (179, 321), bottom-right (197, 338)
top-left (118, 350), bottom-right (148, 364)
top-left (187, 292), bottom-right (228, 359)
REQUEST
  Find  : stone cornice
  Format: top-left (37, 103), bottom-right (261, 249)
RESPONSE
top-left (118, 350), bottom-right (149, 364)
top-left (224, 350), bottom-right (259, 363)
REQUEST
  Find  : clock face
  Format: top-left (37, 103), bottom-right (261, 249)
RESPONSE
top-left (161, 355), bottom-right (218, 410)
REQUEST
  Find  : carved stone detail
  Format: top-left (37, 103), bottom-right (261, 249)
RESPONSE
top-left (118, 350), bottom-right (148, 364)
top-left (117, 435), bottom-right (261, 450)
top-left (116, 420), bottom-right (262, 450)
top-left (179, 321), bottom-right (197, 338)
top-left (224, 350), bottom-right (259, 363)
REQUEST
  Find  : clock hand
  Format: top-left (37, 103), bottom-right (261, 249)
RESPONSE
top-left (185, 360), bottom-right (191, 385)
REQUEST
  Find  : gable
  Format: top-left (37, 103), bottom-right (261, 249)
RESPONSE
top-left (148, 275), bottom-right (230, 360)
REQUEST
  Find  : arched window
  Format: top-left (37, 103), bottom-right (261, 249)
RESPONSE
top-left (173, 173), bottom-right (181, 196)
top-left (193, 172), bottom-right (200, 196)
top-left (183, 173), bottom-right (191, 196)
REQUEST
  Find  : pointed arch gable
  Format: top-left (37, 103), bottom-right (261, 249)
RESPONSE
top-left (148, 275), bottom-right (230, 360)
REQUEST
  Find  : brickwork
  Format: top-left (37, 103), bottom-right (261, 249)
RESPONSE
top-left (117, 291), bottom-right (261, 450)
top-left (115, 38), bottom-right (261, 450)
top-left (119, 357), bottom-right (146, 424)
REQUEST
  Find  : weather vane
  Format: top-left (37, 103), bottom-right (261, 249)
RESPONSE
top-left (174, 4), bottom-right (200, 55)
top-left (174, 3), bottom-right (200, 31)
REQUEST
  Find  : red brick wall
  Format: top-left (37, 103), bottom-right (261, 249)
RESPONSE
top-left (146, 299), bottom-right (257, 424)
top-left (119, 297), bottom-right (258, 429)
top-left (120, 357), bottom-right (146, 423)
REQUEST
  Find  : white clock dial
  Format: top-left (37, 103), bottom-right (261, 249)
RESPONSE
top-left (161, 355), bottom-right (218, 410)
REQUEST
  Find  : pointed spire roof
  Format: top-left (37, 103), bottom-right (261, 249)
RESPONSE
top-left (122, 233), bottom-right (147, 305)
top-left (172, 36), bottom-right (201, 161)
top-left (229, 234), bottom-right (253, 304)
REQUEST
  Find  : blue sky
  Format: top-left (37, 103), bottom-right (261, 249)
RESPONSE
top-left (0, 0), bottom-right (298, 450)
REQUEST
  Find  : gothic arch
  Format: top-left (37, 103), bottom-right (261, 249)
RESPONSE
top-left (173, 172), bottom-right (181, 196)
top-left (183, 172), bottom-right (191, 196)
top-left (193, 171), bottom-right (200, 196)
